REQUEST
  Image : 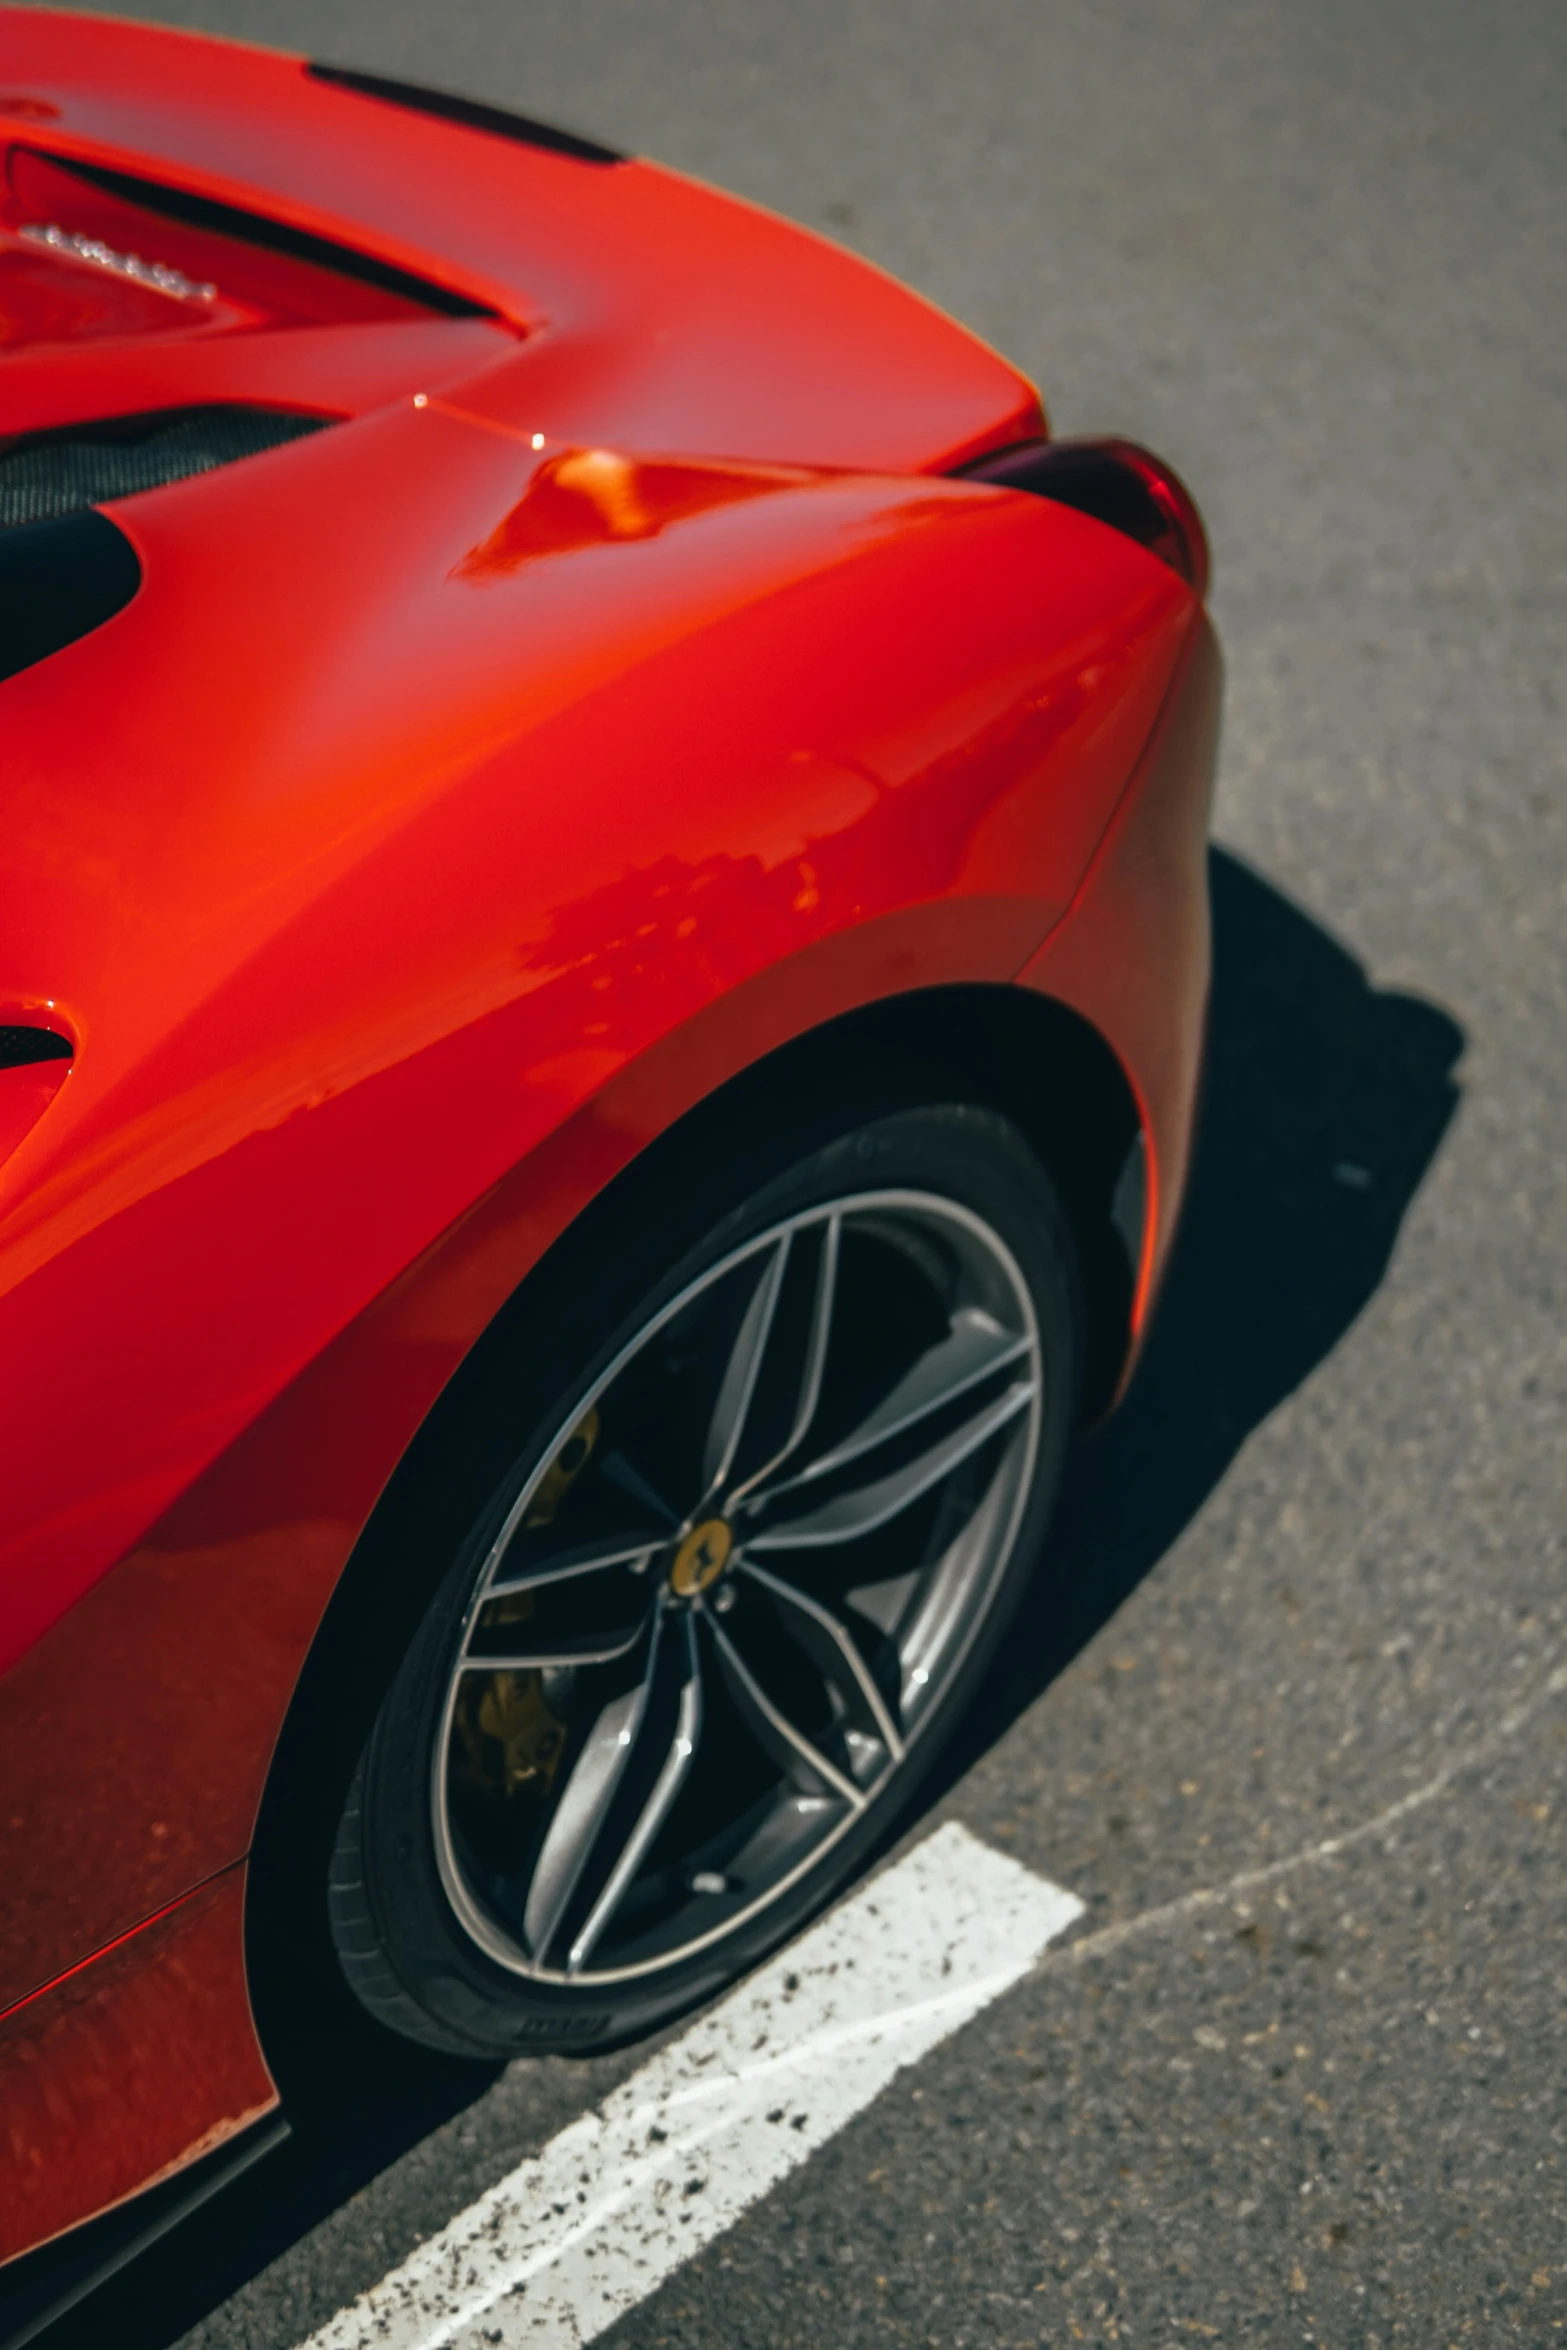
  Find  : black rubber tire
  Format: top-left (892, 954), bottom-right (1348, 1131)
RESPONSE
top-left (327, 1101), bottom-right (1081, 2058)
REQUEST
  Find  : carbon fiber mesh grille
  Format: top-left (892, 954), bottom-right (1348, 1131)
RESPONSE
top-left (0, 406), bottom-right (330, 530)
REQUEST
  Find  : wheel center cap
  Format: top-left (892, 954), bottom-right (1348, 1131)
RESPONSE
top-left (669, 1517), bottom-right (733, 1597)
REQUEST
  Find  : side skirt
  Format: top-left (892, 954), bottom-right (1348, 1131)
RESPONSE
top-left (0, 2112), bottom-right (289, 2350)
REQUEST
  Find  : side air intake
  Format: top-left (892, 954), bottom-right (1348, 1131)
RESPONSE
top-left (0, 1026), bottom-right (72, 1068)
top-left (0, 1024), bottom-right (73, 1165)
top-left (0, 511), bottom-right (139, 684)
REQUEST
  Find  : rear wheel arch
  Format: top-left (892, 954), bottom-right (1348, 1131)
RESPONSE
top-left (782, 984), bottom-right (1142, 1416)
top-left (243, 978), bottom-right (1139, 2083)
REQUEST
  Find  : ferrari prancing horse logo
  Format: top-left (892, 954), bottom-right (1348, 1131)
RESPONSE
top-left (669, 1517), bottom-right (733, 1597)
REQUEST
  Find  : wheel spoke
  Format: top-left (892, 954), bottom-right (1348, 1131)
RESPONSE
top-left (746, 1376), bottom-right (1033, 1551)
top-left (484, 1527), bottom-right (665, 1601)
top-left (566, 1614), bottom-right (704, 1973)
top-left (726, 1215), bottom-right (840, 1505)
top-left (463, 1627), bottom-right (647, 1670)
top-left (521, 1644), bottom-right (658, 1960)
top-left (754, 1310), bottom-right (1032, 1507)
top-left (721, 1791), bottom-right (841, 1891)
top-left (738, 1558), bottom-right (904, 1763)
top-left (706, 1614), bottom-right (864, 1807)
top-left (701, 1237), bottom-right (791, 1499)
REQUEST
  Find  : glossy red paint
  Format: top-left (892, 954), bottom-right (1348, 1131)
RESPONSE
top-left (1020, 617), bottom-right (1222, 1342)
top-left (0, 8), bottom-right (1216, 2265)
top-left (0, 7), bottom-right (1041, 463)
top-left (0, 416), bottom-right (1195, 1705)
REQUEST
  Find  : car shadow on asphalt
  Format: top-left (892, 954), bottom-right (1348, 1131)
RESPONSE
top-left (23, 846), bottom-right (1466, 2350)
top-left (938, 840), bottom-right (1467, 1787)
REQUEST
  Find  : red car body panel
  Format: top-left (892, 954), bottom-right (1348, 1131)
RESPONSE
top-left (0, 8), bottom-right (1042, 468)
top-left (0, 10), bottom-right (1217, 2265)
top-left (0, 1869), bottom-right (272, 2266)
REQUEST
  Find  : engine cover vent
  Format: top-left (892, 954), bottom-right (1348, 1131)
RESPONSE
top-left (0, 405), bottom-right (330, 531)
top-left (305, 62), bottom-right (624, 166)
top-left (30, 152), bottom-right (498, 321)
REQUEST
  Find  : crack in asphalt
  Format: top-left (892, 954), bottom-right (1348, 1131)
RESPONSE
top-left (1034, 1657), bottom-right (1567, 1976)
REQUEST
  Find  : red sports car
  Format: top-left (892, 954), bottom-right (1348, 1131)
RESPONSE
top-left (0, 8), bottom-right (1217, 2304)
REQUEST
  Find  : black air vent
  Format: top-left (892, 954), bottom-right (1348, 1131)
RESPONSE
top-left (306, 63), bottom-right (624, 165)
top-left (0, 406), bottom-right (330, 531)
top-left (0, 511), bottom-right (140, 684)
top-left (0, 1025), bottom-right (72, 1068)
top-left (40, 154), bottom-right (498, 319)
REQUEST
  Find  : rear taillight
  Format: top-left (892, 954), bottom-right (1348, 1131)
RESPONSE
top-left (957, 436), bottom-right (1208, 598)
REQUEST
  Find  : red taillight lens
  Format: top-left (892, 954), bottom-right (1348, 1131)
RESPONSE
top-left (957, 435), bottom-right (1209, 599)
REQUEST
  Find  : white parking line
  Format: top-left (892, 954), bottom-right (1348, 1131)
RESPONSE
top-left (301, 1822), bottom-right (1083, 2350)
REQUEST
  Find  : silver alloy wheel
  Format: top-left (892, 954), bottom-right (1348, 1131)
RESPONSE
top-left (431, 1188), bottom-right (1042, 1986)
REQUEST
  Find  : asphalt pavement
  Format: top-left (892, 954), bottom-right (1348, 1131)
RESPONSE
top-left (44, 0), bottom-right (1567, 2342)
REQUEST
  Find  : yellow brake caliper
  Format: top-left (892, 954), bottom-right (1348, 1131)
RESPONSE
top-left (451, 1409), bottom-right (601, 1819)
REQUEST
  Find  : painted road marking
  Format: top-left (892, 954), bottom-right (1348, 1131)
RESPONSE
top-left (301, 1822), bottom-right (1083, 2350)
